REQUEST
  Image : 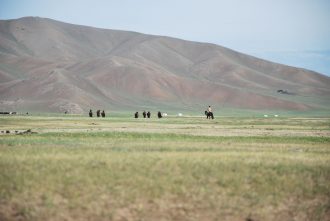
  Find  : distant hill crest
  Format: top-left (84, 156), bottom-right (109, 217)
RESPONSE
top-left (0, 17), bottom-right (329, 113)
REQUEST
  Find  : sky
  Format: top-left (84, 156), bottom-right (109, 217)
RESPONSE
top-left (1, 0), bottom-right (330, 76)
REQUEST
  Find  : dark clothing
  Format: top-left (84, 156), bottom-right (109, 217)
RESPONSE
top-left (143, 111), bottom-right (146, 118)
top-left (96, 110), bottom-right (100, 117)
top-left (158, 111), bottom-right (162, 118)
top-left (134, 112), bottom-right (139, 118)
top-left (147, 111), bottom-right (151, 118)
top-left (101, 110), bottom-right (105, 118)
top-left (89, 110), bottom-right (93, 117)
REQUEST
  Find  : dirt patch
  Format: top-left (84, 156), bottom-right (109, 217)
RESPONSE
top-left (0, 129), bottom-right (37, 136)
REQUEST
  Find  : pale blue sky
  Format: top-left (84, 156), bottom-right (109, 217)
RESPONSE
top-left (1, 0), bottom-right (330, 75)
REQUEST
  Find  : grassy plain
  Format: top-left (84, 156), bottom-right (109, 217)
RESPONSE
top-left (0, 115), bottom-right (329, 221)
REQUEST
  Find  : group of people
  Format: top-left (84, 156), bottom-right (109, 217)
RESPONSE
top-left (134, 111), bottom-right (163, 119)
top-left (89, 109), bottom-right (105, 118)
top-left (88, 106), bottom-right (213, 119)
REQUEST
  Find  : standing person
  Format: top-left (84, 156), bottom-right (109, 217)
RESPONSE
top-left (143, 111), bottom-right (146, 118)
top-left (96, 110), bottom-right (100, 117)
top-left (134, 112), bottom-right (139, 118)
top-left (89, 109), bottom-right (93, 117)
top-left (158, 111), bottom-right (162, 118)
top-left (147, 111), bottom-right (151, 118)
top-left (101, 110), bottom-right (105, 118)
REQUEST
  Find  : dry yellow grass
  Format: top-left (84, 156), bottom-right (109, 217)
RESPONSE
top-left (0, 116), bottom-right (329, 221)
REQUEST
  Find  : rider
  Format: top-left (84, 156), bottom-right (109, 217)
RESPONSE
top-left (208, 106), bottom-right (212, 113)
top-left (207, 105), bottom-right (214, 119)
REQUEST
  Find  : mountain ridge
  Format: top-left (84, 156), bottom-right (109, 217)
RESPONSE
top-left (0, 17), bottom-right (329, 114)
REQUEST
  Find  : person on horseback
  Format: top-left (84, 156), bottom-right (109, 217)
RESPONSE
top-left (206, 105), bottom-right (214, 119)
top-left (208, 106), bottom-right (212, 113)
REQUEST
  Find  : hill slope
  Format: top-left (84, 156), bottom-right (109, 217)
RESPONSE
top-left (1, 17), bottom-right (329, 114)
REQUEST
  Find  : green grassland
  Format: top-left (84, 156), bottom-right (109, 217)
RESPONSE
top-left (0, 116), bottom-right (329, 221)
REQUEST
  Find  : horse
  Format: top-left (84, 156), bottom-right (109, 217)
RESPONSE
top-left (204, 110), bottom-right (214, 119)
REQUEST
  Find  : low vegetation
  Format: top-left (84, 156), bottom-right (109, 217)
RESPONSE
top-left (0, 116), bottom-right (329, 221)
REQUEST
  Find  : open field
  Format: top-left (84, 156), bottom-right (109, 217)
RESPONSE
top-left (0, 115), bottom-right (330, 221)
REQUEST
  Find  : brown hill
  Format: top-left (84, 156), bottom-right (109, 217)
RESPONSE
top-left (1, 17), bottom-right (329, 114)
